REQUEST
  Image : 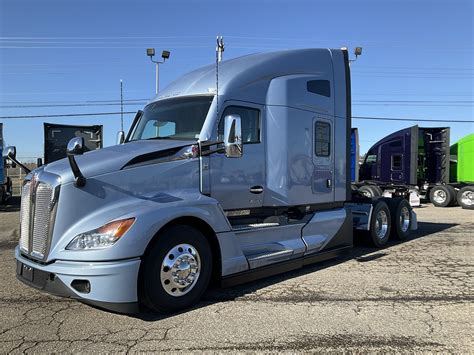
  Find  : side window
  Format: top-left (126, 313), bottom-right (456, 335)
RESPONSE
top-left (365, 154), bottom-right (377, 164)
top-left (307, 80), bottom-right (331, 97)
top-left (391, 154), bottom-right (403, 171)
top-left (218, 106), bottom-right (260, 143)
top-left (314, 121), bottom-right (331, 157)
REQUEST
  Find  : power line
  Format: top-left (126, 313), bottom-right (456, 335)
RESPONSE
top-left (0, 102), bottom-right (146, 109)
top-left (353, 100), bottom-right (474, 103)
top-left (0, 36), bottom-right (214, 40)
top-left (353, 116), bottom-right (473, 123)
top-left (0, 112), bottom-right (136, 119)
top-left (2, 99), bottom-right (472, 109)
top-left (0, 111), bottom-right (472, 123)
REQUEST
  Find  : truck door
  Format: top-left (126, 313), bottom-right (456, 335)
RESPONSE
top-left (380, 139), bottom-right (404, 182)
top-left (209, 103), bottom-right (265, 211)
top-left (312, 118), bottom-right (334, 203)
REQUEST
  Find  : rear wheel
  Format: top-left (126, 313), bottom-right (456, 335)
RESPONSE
top-left (367, 200), bottom-right (391, 247)
top-left (388, 198), bottom-right (412, 240)
top-left (457, 186), bottom-right (474, 210)
top-left (429, 185), bottom-right (456, 207)
top-left (140, 225), bottom-right (212, 313)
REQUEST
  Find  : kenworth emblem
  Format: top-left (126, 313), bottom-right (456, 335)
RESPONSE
top-left (29, 172), bottom-right (39, 198)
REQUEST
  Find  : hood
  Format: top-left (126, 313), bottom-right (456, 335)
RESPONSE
top-left (43, 139), bottom-right (193, 184)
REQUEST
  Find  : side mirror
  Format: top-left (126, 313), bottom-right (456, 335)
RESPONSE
top-left (116, 131), bottom-right (125, 145)
top-left (5, 146), bottom-right (30, 174)
top-left (223, 114), bottom-right (243, 158)
top-left (5, 146), bottom-right (16, 160)
top-left (67, 137), bottom-right (85, 156)
top-left (37, 158), bottom-right (43, 168)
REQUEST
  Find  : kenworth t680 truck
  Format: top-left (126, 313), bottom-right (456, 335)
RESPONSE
top-left (11, 49), bottom-right (417, 313)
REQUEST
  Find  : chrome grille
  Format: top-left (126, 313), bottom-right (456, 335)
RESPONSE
top-left (31, 183), bottom-right (53, 258)
top-left (18, 174), bottom-right (58, 260)
top-left (19, 182), bottom-right (31, 252)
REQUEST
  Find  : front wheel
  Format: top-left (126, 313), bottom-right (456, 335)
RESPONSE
top-left (429, 185), bottom-right (456, 207)
top-left (457, 186), bottom-right (474, 210)
top-left (140, 225), bottom-right (212, 313)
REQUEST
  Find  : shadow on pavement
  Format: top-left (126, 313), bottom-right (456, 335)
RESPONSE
top-left (132, 220), bottom-right (457, 321)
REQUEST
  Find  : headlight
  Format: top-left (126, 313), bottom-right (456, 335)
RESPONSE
top-left (66, 218), bottom-right (135, 250)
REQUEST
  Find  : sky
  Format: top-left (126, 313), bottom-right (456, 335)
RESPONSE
top-left (0, 0), bottom-right (473, 161)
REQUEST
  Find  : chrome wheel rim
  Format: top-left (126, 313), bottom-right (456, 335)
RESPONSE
top-left (399, 206), bottom-right (410, 232)
top-left (461, 190), bottom-right (474, 206)
top-left (375, 209), bottom-right (388, 240)
top-left (160, 244), bottom-right (200, 297)
top-left (433, 190), bottom-right (446, 204)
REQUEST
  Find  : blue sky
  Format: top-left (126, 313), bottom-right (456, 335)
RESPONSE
top-left (0, 0), bottom-right (472, 160)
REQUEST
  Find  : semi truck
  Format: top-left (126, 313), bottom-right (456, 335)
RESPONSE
top-left (10, 48), bottom-right (417, 314)
top-left (358, 126), bottom-right (473, 209)
top-left (444, 133), bottom-right (474, 209)
top-left (0, 123), bottom-right (13, 204)
top-left (350, 127), bottom-right (419, 206)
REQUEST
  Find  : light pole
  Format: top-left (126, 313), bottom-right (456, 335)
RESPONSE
top-left (147, 48), bottom-right (170, 94)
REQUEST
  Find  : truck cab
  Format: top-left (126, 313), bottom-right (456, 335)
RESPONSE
top-left (14, 48), bottom-right (416, 313)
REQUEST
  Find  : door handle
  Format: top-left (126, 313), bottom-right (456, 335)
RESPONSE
top-left (250, 186), bottom-right (264, 194)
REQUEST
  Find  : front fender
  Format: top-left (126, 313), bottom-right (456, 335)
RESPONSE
top-left (48, 191), bottom-right (231, 262)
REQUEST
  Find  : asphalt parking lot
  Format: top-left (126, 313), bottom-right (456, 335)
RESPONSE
top-left (0, 198), bottom-right (472, 353)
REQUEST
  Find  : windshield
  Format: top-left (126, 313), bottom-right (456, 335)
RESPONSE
top-left (130, 96), bottom-right (213, 141)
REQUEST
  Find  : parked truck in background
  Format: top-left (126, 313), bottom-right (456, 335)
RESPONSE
top-left (441, 133), bottom-right (474, 209)
top-left (358, 126), bottom-right (473, 209)
top-left (9, 48), bottom-right (417, 314)
top-left (0, 123), bottom-right (13, 204)
top-left (350, 127), bottom-right (419, 206)
top-left (43, 123), bottom-right (103, 164)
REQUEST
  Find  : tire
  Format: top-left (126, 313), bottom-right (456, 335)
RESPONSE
top-left (372, 185), bottom-right (383, 196)
top-left (429, 185), bottom-right (455, 207)
top-left (140, 225), bottom-right (213, 313)
top-left (387, 198), bottom-right (412, 240)
top-left (457, 186), bottom-right (474, 210)
top-left (367, 200), bottom-right (391, 247)
top-left (359, 185), bottom-right (382, 198)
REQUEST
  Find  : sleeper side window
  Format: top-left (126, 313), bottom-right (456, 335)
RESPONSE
top-left (218, 106), bottom-right (260, 143)
top-left (314, 121), bottom-right (331, 157)
top-left (307, 80), bottom-right (331, 97)
top-left (391, 154), bottom-right (403, 171)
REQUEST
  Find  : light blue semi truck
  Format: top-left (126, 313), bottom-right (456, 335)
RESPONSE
top-left (10, 48), bottom-right (417, 313)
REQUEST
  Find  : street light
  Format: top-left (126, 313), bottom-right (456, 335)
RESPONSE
top-left (147, 48), bottom-right (171, 94)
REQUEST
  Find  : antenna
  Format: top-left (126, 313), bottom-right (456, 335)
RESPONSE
top-left (120, 79), bottom-right (124, 131)
top-left (217, 36), bottom-right (224, 62)
top-left (215, 36), bottom-right (224, 123)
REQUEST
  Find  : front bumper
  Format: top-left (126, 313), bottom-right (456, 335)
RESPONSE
top-left (15, 246), bottom-right (141, 313)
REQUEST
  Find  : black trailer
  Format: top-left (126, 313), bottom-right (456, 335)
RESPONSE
top-left (43, 123), bottom-right (103, 164)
